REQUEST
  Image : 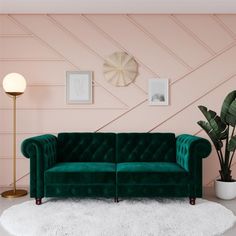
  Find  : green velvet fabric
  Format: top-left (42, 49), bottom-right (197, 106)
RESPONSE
top-left (44, 162), bottom-right (116, 197)
top-left (116, 133), bottom-right (176, 162)
top-left (176, 134), bottom-right (212, 197)
top-left (21, 132), bottom-right (212, 200)
top-left (21, 134), bottom-right (57, 198)
top-left (45, 162), bottom-right (116, 184)
top-left (176, 134), bottom-right (212, 172)
top-left (57, 133), bottom-right (116, 162)
top-left (44, 185), bottom-right (115, 197)
top-left (117, 162), bottom-right (189, 184)
top-left (117, 185), bottom-right (190, 197)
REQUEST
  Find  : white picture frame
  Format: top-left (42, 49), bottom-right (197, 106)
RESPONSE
top-left (148, 78), bottom-right (169, 106)
top-left (66, 71), bottom-right (93, 104)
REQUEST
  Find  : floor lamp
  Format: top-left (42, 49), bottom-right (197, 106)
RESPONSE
top-left (1, 73), bottom-right (28, 198)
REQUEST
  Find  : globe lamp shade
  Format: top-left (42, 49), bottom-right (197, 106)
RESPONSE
top-left (2, 73), bottom-right (26, 96)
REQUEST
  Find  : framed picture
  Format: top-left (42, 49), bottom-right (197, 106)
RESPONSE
top-left (148, 78), bottom-right (169, 106)
top-left (66, 71), bottom-right (93, 104)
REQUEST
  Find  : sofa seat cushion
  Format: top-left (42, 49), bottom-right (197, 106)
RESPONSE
top-left (117, 162), bottom-right (189, 185)
top-left (45, 162), bottom-right (116, 185)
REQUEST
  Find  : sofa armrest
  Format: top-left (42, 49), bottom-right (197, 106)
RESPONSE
top-left (176, 134), bottom-right (211, 172)
top-left (21, 134), bottom-right (57, 198)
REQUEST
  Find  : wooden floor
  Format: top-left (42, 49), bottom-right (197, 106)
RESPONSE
top-left (0, 187), bottom-right (236, 236)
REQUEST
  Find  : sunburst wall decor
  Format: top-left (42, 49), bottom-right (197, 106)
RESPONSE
top-left (103, 51), bottom-right (138, 87)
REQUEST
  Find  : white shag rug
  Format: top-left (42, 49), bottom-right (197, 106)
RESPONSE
top-left (0, 198), bottom-right (236, 236)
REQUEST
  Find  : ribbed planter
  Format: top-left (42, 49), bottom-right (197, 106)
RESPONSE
top-left (215, 180), bottom-right (236, 200)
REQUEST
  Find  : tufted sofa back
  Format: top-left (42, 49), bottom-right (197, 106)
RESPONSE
top-left (117, 133), bottom-right (176, 162)
top-left (57, 133), bottom-right (116, 162)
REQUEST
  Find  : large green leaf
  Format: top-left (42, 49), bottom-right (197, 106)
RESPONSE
top-left (198, 106), bottom-right (215, 120)
top-left (225, 114), bottom-right (236, 126)
top-left (221, 90), bottom-right (236, 126)
top-left (198, 106), bottom-right (228, 139)
top-left (197, 120), bottom-right (223, 150)
top-left (228, 135), bottom-right (236, 152)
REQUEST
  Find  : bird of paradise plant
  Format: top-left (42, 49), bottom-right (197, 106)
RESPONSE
top-left (198, 90), bottom-right (236, 182)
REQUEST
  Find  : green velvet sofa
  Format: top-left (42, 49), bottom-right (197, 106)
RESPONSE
top-left (21, 132), bottom-right (211, 205)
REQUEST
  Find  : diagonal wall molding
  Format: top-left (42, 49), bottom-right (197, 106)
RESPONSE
top-left (212, 14), bottom-right (236, 39)
top-left (81, 14), bottom-right (159, 77)
top-left (6, 15), bottom-right (64, 60)
top-left (94, 43), bottom-right (236, 132)
top-left (47, 14), bottom-right (105, 61)
top-left (47, 14), bottom-right (146, 95)
top-left (170, 15), bottom-right (217, 56)
top-left (149, 73), bottom-right (236, 132)
top-left (126, 14), bottom-right (193, 70)
top-left (0, 34), bottom-right (33, 37)
top-left (8, 14), bottom-right (130, 108)
top-left (172, 42), bottom-right (236, 85)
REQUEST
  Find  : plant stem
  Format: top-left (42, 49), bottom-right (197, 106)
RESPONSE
top-left (228, 150), bottom-right (236, 169)
top-left (219, 149), bottom-right (224, 164)
top-left (224, 125), bottom-right (230, 168)
top-left (217, 150), bottom-right (224, 168)
top-left (228, 126), bottom-right (235, 169)
top-left (231, 126), bottom-right (235, 139)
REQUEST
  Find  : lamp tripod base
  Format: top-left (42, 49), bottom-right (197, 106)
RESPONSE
top-left (1, 189), bottom-right (27, 198)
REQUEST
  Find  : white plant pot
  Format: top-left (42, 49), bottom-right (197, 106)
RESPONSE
top-left (215, 180), bottom-right (236, 200)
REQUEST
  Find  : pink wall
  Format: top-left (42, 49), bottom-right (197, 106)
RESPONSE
top-left (0, 14), bottom-right (236, 187)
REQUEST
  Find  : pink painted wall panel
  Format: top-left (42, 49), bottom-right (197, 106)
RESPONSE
top-left (12, 15), bottom-right (105, 67)
top-left (1, 14), bottom-right (236, 187)
top-left (0, 15), bottom-right (28, 35)
top-left (203, 148), bottom-right (220, 186)
top-left (101, 46), bottom-right (236, 132)
top-left (0, 159), bottom-right (29, 186)
top-left (51, 14), bottom-right (122, 59)
top-left (134, 66), bottom-right (152, 92)
top-left (154, 78), bottom-right (236, 135)
top-left (1, 109), bottom-right (124, 134)
top-left (217, 15), bottom-right (236, 37)
top-left (0, 86), bottom-right (128, 109)
top-left (174, 15), bottom-right (234, 53)
top-left (130, 14), bottom-right (212, 68)
top-left (86, 14), bottom-right (189, 79)
top-left (0, 61), bottom-right (75, 85)
top-left (12, 14), bottom-right (146, 108)
top-left (16, 175), bottom-right (29, 186)
top-left (0, 37), bottom-right (61, 59)
top-left (0, 133), bottom-right (47, 158)
top-left (51, 14), bottom-right (155, 90)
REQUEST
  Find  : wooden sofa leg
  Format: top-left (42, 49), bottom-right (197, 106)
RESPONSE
top-left (36, 198), bottom-right (42, 205)
top-left (189, 197), bottom-right (196, 205)
top-left (114, 197), bottom-right (119, 203)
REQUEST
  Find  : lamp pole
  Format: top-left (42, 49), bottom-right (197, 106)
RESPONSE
top-left (1, 73), bottom-right (28, 198)
top-left (13, 95), bottom-right (16, 194)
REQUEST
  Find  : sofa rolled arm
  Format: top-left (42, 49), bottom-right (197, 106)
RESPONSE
top-left (21, 134), bottom-right (58, 198)
top-left (176, 134), bottom-right (211, 172)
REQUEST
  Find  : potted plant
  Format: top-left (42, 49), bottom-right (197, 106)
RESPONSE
top-left (197, 90), bottom-right (236, 200)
